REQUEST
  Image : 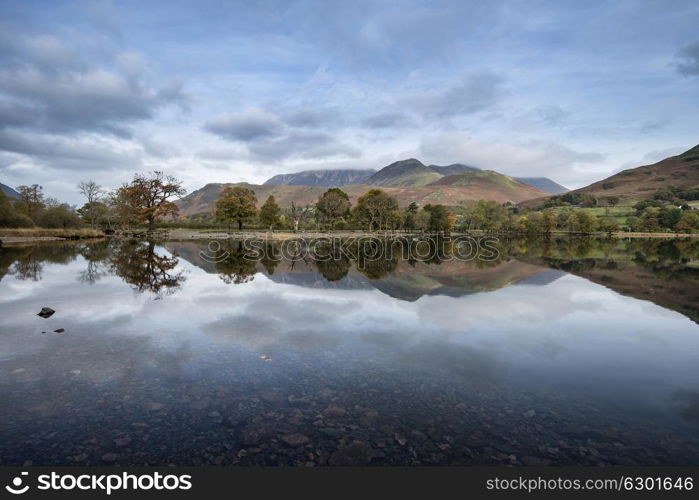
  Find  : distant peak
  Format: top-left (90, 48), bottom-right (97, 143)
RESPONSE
top-left (679, 144), bottom-right (699, 158)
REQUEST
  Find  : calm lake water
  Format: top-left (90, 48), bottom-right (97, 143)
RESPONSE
top-left (1, 236), bottom-right (699, 466)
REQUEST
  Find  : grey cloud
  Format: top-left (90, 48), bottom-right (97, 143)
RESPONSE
top-left (248, 130), bottom-right (361, 161)
top-left (204, 108), bottom-right (283, 141)
top-left (362, 111), bottom-right (413, 129)
top-left (281, 107), bottom-right (340, 128)
top-left (402, 72), bottom-right (506, 119)
top-left (676, 41), bottom-right (699, 76)
top-left (0, 129), bottom-right (143, 172)
top-left (204, 106), bottom-right (360, 161)
top-left (0, 31), bottom-right (187, 137)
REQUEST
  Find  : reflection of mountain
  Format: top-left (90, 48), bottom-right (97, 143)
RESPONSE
top-left (165, 241), bottom-right (551, 301)
top-left (550, 259), bottom-right (699, 324)
top-left (514, 238), bottom-right (699, 324)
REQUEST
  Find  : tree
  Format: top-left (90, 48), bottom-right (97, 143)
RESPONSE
top-left (35, 204), bottom-right (83, 229)
top-left (215, 186), bottom-right (258, 231)
top-left (0, 190), bottom-right (33, 227)
top-left (316, 188), bottom-right (351, 230)
top-left (541, 209), bottom-right (556, 233)
top-left (423, 204), bottom-right (451, 232)
top-left (607, 196), bottom-right (620, 207)
top-left (351, 189), bottom-right (399, 231)
top-left (14, 184), bottom-right (45, 221)
top-left (114, 172), bottom-right (185, 231)
top-left (572, 211), bottom-right (598, 233)
top-left (77, 201), bottom-right (113, 229)
top-left (77, 181), bottom-right (103, 204)
top-left (404, 202), bottom-right (418, 232)
top-left (675, 212), bottom-right (699, 233)
top-left (77, 181), bottom-right (105, 227)
top-left (259, 195), bottom-right (281, 230)
top-left (289, 201), bottom-right (312, 232)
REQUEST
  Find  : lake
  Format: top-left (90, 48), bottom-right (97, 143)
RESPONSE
top-left (1, 236), bottom-right (699, 466)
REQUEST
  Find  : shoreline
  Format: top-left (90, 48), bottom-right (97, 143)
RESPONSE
top-left (1, 229), bottom-right (698, 246)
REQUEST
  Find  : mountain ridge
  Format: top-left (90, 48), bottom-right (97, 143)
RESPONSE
top-left (0, 182), bottom-right (19, 199)
top-left (261, 160), bottom-right (568, 194)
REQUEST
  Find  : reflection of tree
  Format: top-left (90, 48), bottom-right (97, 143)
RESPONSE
top-left (77, 241), bottom-right (112, 284)
top-left (259, 243), bottom-right (280, 275)
top-left (110, 240), bottom-right (185, 297)
top-left (316, 255), bottom-right (351, 281)
top-left (1, 242), bottom-right (83, 282)
top-left (355, 239), bottom-right (398, 280)
top-left (215, 240), bottom-right (257, 284)
top-left (11, 257), bottom-right (43, 281)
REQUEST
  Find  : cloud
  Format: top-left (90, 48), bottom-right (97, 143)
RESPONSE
top-left (204, 106), bottom-right (360, 161)
top-left (281, 107), bottom-right (340, 128)
top-left (0, 129), bottom-right (144, 172)
top-left (675, 41), bottom-right (699, 76)
top-left (248, 130), bottom-right (361, 161)
top-left (0, 31), bottom-right (187, 137)
top-left (419, 132), bottom-right (603, 185)
top-left (401, 72), bottom-right (506, 119)
top-left (204, 108), bottom-right (283, 141)
top-left (362, 111), bottom-right (413, 129)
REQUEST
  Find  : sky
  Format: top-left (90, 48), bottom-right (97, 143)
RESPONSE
top-left (0, 0), bottom-right (698, 204)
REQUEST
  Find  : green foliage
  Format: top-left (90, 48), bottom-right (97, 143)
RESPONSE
top-left (315, 188), bottom-right (351, 229)
top-left (423, 204), bottom-right (451, 232)
top-left (0, 190), bottom-right (34, 227)
top-left (215, 186), bottom-right (258, 230)
top-left (35, 204), bottom-right (83, 229)
top-left (351, 189), bottom-right (399, 230)
top-left (259, 195), bottom-right (281, 229)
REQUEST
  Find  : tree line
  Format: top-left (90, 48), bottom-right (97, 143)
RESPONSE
top-left (2, 171), bottom-right (697, 234)
top-left (212, 185), bottom-right (457, 232)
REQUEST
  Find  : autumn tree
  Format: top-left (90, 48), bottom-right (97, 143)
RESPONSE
top-left (423, 204), bottom-right (451, 232)
top-left (404, 202), bottom-right (418, 232)
top-left (14, 184), bottom-right (45, 221)
top-left (215, 186), bottom-right (258, 231)
top-left (316, 188), bottom-right (351, 230)
top-left (114, 172), bottom-right (185, 231)
top-left (259, 195), bottom-right (281, 230)
top-left (351, 189), bottom-right (399, 231)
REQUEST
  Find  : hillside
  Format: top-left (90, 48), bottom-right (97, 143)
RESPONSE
top-left (428, 163), bottom-right (480, 176)
top-left (263, 168), bottom-right (375, 187)
top-left (176, 179), bottom-right (549, 217)
top-left (263, 160), bottom-right (568, 194)
top-left (522, 144), bottom-right (699, 208)
top-left (365, 159), bottom-right (443, 187)
top-left (427, 170), bottom-right (547, 202)
top-left (515, 177), bottom-right (568, 195)
top-left (1, 182), bottom-right (19, 199)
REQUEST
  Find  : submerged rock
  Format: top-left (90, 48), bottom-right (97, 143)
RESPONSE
top-left (37, 307), bottom-right (55, 318)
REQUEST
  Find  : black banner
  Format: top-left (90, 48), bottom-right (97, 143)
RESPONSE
top-left (0, 467), bottom-right (696, 499)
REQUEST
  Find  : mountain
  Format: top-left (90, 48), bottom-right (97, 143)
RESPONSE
top-left (515, 177), bottom-right (568, 195)
top-left (263, 168), bottom-right (376, 187)
top-left (262, 160), bottom-right (567, 195)
top-left (176, 178), bottom-right (549, 217)
top-left (365, 159), bottom-right (443, 187)
top-left (1, 182), bottom-right (19, 199)
top-left (428, 163), bottom-right (480, 176)
top-left (427, 171), bottom-right (548, 201)
top-left (522, 144), bottom-right (699, 208)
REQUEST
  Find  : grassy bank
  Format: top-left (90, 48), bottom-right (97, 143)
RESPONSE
top-left (0, 228), bottom-right (104, 241)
